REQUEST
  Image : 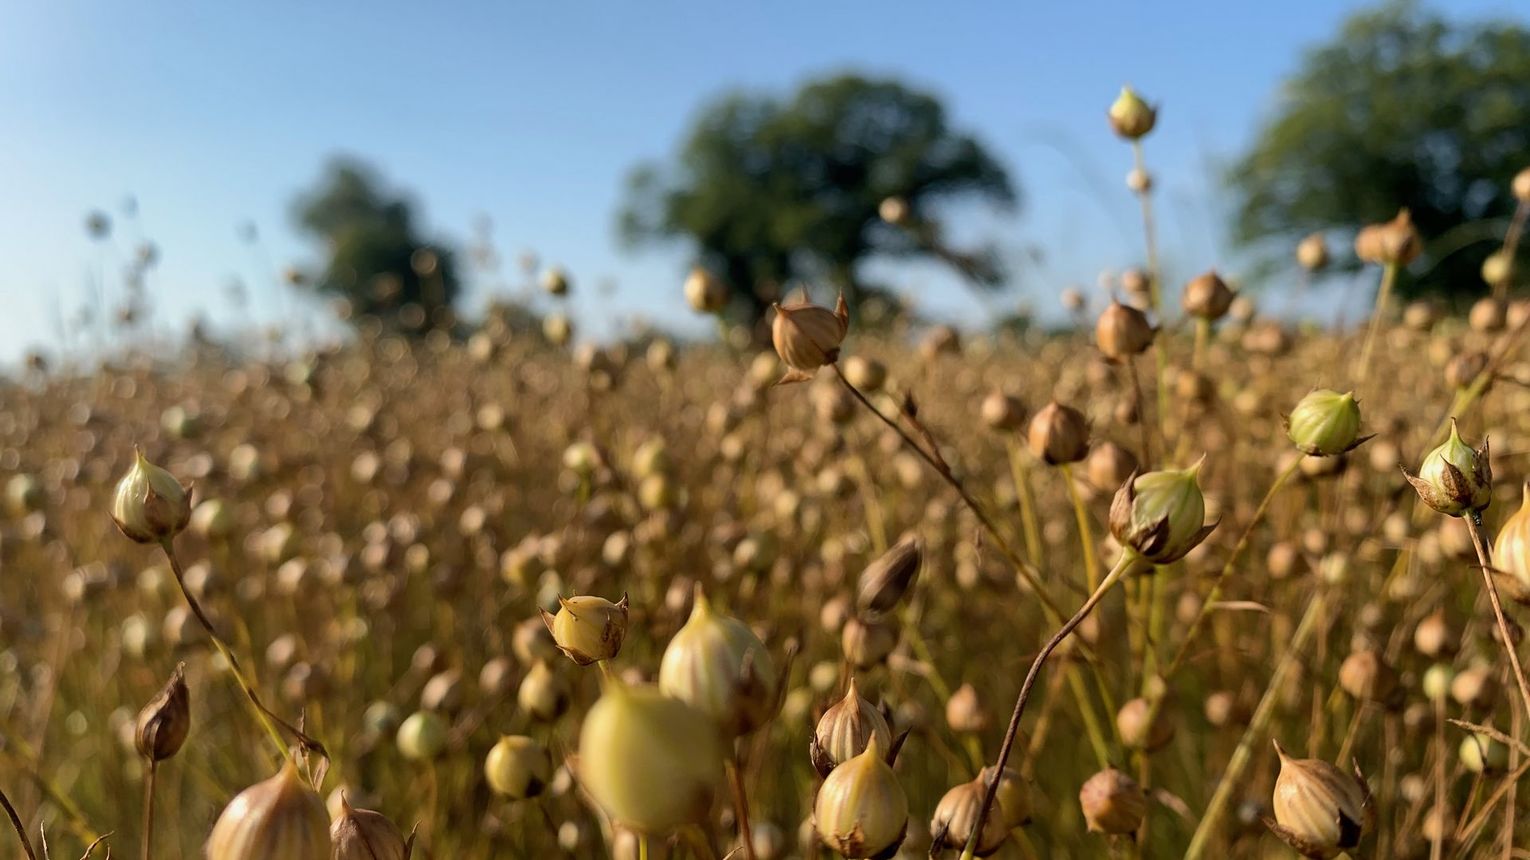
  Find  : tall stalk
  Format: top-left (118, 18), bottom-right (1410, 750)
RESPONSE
top-left (1462, 512), bottom-right (1530, 725)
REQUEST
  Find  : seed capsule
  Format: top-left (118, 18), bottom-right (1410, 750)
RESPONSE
top-left (879, 196), bottom-right (911, 226)
top-left (1078, 768), bottom-right (1145, 835)
top-left (330, 794), bottom-right (409, 860)
top-left (855, 537), bottom-right (922, 615)
top-left (1460, 732), bottom-right (1509, 773)
top-left (811, 676), bottom-right (893, 778)
top-left (1492, 483), bottom-right (1530, 603)
top-left (1095, 300), bottom-right (1155, 360)
top-left (484, 735), bottom-right (552, 799)
top-left (658, 586), bottom-right (777, 737)
top-left (111, 449), bottom-right (192, 543)
top-left (1027, 401), bottom-right (1089, 465)
top-left (1109, 460), bottom-right (1217, 565)
top-left (980, 765), bottom-right (1032, 828)
top-left (1115, 697), bottom-right (1174, 751)
top-left (542, 266), bottom-right (570, 296)
top-left (814, 736), bottom-right (908, 859)
top-left (135, 662), bottom-right (190, 762)
top-left (1287, 390), bottom-right (1367, 457)
top-left (1107, 87), bottom-right (1157, 140)
top-left (684, 266), bottom-right (729, 314)
top-left (1355, 209), bottom-right (1421, 266)
top-left (1515, 167), bottom-right (1530, 203)
top-left (771, 295), bottom-right (850, 384)
top-left (980, 391), bottom-right (1026, 432)
top-left (841, 614), bottom-right (899, 669)
top-left (1297, 233), bottom-right (1329, 272)
top-left (1182, 271), bottom-right (1234, 321)
top-left (539, 593), bottom-right (629, 666)
top-left (1268, 742), bottom-right (1371, 859)
top-left (206, 758), bottom-right (329, 860)
top-left (1402, 419), bottom-right (1492, 516)
top-left (930, 776), bottom-right (1009, 856)
top-left (396, 710), bottom-right (447, 761)
top-left (579, 681), bottom-right (723, 835)
top-left (1337, 649), bottom-right (1399, 706)
top-left (945, 683), bottom-right (990, 734)
top-left (517, 659), bottom-right (572, 722)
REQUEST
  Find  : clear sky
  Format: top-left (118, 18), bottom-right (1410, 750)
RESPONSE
top-left (0, 1), bottom-right (1523, 362)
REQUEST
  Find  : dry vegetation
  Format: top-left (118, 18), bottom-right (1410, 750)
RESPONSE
top-left (2, 91), bottom-right (1530, 860)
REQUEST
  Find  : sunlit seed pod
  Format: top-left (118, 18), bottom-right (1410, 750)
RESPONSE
top-left (420, 669), bottom-right (464, 713)
top-left (683, 266), bottom-right (728, 314)
top-left (1269, 741), bottom-right (1371, 859)
top-left (1492, 483), bottom-right (1530, 603)
top-left (980, 765), bottom-right (1032, 828)
top-left (919, 325), bottom-right (962, 362)
top-left (1060, 286), bottom-right (1087, 313)
top-left (1515, 166), bottom-right (1530, 202)
top-left (1027, 401), bottom-right (1089, 464)
top-left (543, 313), bottom-right (572, 346)
top-left (396, 710), bottom-right (448, 761)
top-left (1086, 442), bottom-right (1138, 495)
top-left (740, 819), bottom-right (786, 860)
top-left (658, 586), bottom-right (777, 737)
top-left (1297, 233), bottom-right (1329, 272)
top-left (1203, 690), bottom-right (1251, 729)
top-left (1403, 420), bottom-right (1492, 516)
top-left (810, 676), bottom-right (893, 778)
top-left (1413, 611), bottom-right (1454, 658)
top-left (4, 473), bottom-right (43, 514)
top-left (579, 681), bottom-right (723, 835)
top-left (1095, 300), bottom-right (1155, 359)
top-left (1459, 732), bottom-right (1509, 774)
top-left (111, 449), bottom-right (192, 544)
top-left (330, 795), bottom-right (408, 860)
top-left (1421, 664), bottom-right (1454, 702)
top-left (1126, 167), bottom-right (1152, 194)
top-left (206, 758), bottom-right (329, 860)
top-left (1116, 697), bottom-right (1174, 751)
top-left (1109, 459), bottom-right (1216, 565)
top-left (540, 593), bottom-right (630, 666)
top-left (814, 736), bottom-right (908, 859)
top-left (134, 662), bottom-right (189, 762)
top-left (930, 776), bottom-right (1009, 856)
top-left (771, 295), bottom-right (850, 383)
top-left (1182, 270), bottom-right (1234, 321)
top-left (980, 391), bottom-right (1026, 432)
top-left (517, 659), bottom-right (572, 722)
top-left (478, 657), bottom-right (516, 698)
top-left (1266, 540), bottom-right (1302, 580)
top-left (841, 614), bottom-right (899, 670)
top-left (1287, 390), bottom-right (1365, 456)
top-left (485, 735), bottom-right (552, 799)
top-left (878, 196), bottom-right (910, 226)
top-left (1107, 86), bottom-right (1157, 140)
top-left (1449, 664), bottom-right (1497, 709)
top-left (855, 536), bottom-right (922, 615)
top-left (1470, 296), bottom-right (1508, 333)
top-left (1444, 352), bottom-right (1488, 390)
top-left (1078, 767), bottom-right (1146, 834)
top-left (943, 683), bottom-right (990, 734)
top-left (1355, 208), bottom-right (1421, 266)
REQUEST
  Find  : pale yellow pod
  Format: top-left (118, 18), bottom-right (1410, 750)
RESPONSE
top-left (206, 759), bottom-right (328, 860)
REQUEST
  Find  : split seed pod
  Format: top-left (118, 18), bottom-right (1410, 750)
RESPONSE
top-left (1027, 401), bottom-right (1089, 465)
top-left (1267, 741), bottom-right (1371, 859)
top-left (111, 449), bottom-right (192, 543)
top-left (855, 537), bottom-right (922, 615)
top-left (930, 776), bottom-right (1009, 856)
top-left (206, 758), bottom-right (329, 860)
top-left (1078, 768), bottom-right (1146, 835)
top-left (1095, 300), bottom-right (1155, 360)
top-left (539, 593), bottom-right (630, 665)
top-left (1402, 419), bottom-right (1492, 516)
top-left (771, 295), bottom-right (850, 384)
top-left (1492, 483), bottom-right (1530, 603)
top-left (1109, 460), bottom-right (1217, 565)
top-left (135, 662), bottom-right (190, 762)
top-left (811, 676), bottom-right (894, 778)
top-left (484, 735), bottom-right (552, 799)
top-left (1182, 271), bottom-right (1234, 321)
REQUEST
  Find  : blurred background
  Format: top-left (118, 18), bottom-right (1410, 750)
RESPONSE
top-left (1, 0), bottom-right (1527, 364)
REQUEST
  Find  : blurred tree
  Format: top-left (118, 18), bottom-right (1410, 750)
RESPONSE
top-left (1229, 2), bottom-right (1530, 302)
top-left (619, 74), bottom-right (1017, 322)
top-left (293, 158), bottom-right (460, 331)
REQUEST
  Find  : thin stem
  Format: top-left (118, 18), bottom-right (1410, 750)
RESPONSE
top-left (1164, 456), bottom-right (1302, 679)
top-left (1192, 317), bottom-right (1210, 371)
top-left (1463, 513), bottom-right (1530, 727)
top-left (958, 553), bottom-right (1137, 860)
top-left (159, 538), bottom-right (326, 761)
top-left (141, 760), bottom-right (157, 860)
top-left (1432, 691), bottom-right (1445, 860)
top-left (1125, 356), bottom-right (1152, 464)
top-left (639, 833), bottom-right (650, 860)
top-left (727, 757), bottom-right (758, 860)
top-left (0, 785), bottom-right (36, 860)
top-left (1004, 440), bottom-right (1043, 564)
top-left (1059, 463), bottom-right (1099, 591)
top-left (1131, 141), bottom-right (1161, 313)
top-left (1355, 261), bottom-right (1398, 385)
top-left (1184, 589), bottom-right (1327, 860)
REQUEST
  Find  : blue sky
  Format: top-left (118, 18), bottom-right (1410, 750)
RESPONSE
top-left (0, 1), bottom-right (1522, 361)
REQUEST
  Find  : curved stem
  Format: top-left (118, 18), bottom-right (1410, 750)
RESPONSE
top-left (1463, 512), bottom-right (1530, 727)
top-left (159, 538), bottom-right (326, 761)
top-left (1185, 589), bottom-right (1326, 860)
top-left (0, 785), bottom-right (35, 860)
top-left (958, 553), bottom-right (1136, 860)
top-left (727, 757), bottom-right (757, 860)
top-left (1355, 262), bottom-right (1398, 385)
top-left (1004, 441), bottom-right (1042, 564)
top-left (1059, 463), bottom-right (1099, 592)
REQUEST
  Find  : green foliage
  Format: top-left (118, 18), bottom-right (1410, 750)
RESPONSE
top-left (620, 74), bottom-right (1017, 319)
top-left (293, 158), bottom-right (460, 330)
top-left (1229, 1), bottom-right (1530, 301)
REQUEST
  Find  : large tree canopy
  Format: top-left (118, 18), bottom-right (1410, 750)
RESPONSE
top-left (620, 74), bottom-right (1017, 321)
top-left (292, 158), bottom-right (461, 331)
top-left (1229, 2), bottom-right (1530, 301)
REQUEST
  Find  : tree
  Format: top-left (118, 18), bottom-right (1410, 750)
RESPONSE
top-left (1228, 2), bottom-right (1530, 302)
top-left (619, 74), bottom-right (1017, 321)
top-left (292, 158), bottom-right (461, 331)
